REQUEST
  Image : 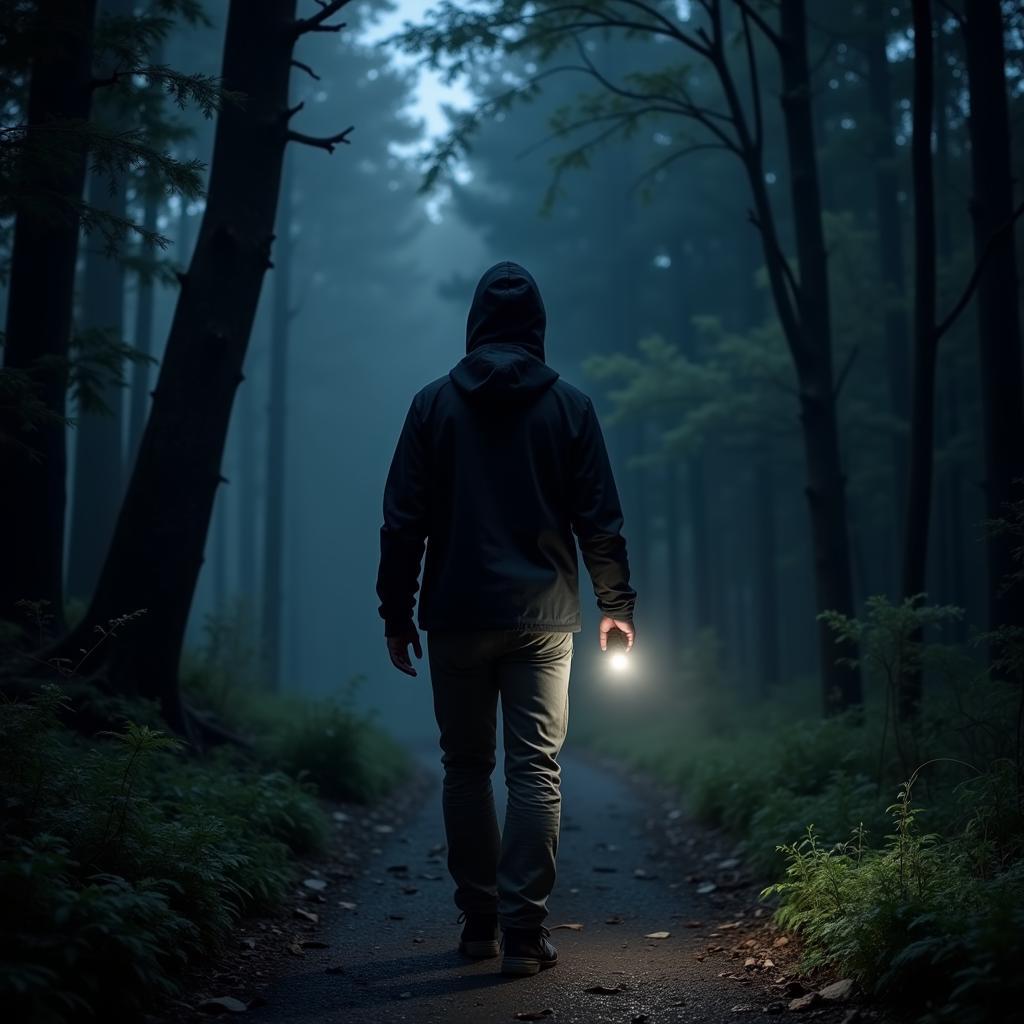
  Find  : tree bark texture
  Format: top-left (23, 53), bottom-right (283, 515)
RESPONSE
top-left (0, 0), bottom-right (99, 628)
top-left (59, 0), bottom-right (303, 728)
top-left (128, 186), bottom-right (161, 464)
top-left (963, 0), bottom-right (1024, 632)
top-left (262, 152), bottom-right (293, 690)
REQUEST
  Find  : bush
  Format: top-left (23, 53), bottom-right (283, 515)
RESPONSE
top-left (0, 685), bottom-right (330, 1023)
top-left (763, 769), bottom-right (1024, 1022)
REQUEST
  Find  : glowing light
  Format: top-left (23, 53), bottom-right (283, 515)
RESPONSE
top-left (609, 652), bottom-right (629, 673)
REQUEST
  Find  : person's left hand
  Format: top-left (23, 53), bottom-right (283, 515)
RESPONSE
top-left (387, 628), bottom-right (423, 677)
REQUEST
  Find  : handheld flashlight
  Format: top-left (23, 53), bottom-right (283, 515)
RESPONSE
top-left (606, 627), bottom-right (630, 673)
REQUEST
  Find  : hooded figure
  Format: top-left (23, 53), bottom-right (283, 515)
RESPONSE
top-left (376, 261), bottom-right (635, 975)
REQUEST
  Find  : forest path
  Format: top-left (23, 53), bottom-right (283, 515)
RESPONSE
top-left (253, 748), bottom-right (860, 1024)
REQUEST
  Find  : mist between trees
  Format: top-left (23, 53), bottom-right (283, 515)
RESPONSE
top-left (0, 2), bottom-right (1023, 1022)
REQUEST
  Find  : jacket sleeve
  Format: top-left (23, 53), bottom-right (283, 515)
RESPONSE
top-left (570, 397), bottom-right (636, 621)
top-left (376, 396), bottom-right (430, 636)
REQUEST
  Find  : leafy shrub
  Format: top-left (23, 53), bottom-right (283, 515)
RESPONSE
top-left (0, 684), bottom-right (330, 1023)
top-left (763, 771), bottom-right (1024, 1022)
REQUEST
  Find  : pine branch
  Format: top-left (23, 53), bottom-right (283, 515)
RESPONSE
top-left (287, 126), bottom-right (354, 152)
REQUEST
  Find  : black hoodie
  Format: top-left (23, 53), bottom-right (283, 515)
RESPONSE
top-left (376, 261), bottom-right (635, 636)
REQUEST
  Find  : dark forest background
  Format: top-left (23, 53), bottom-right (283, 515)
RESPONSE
top-left (1, 1), bottom-right (1023, 1022)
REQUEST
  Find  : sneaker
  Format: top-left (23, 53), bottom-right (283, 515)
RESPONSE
top-left (458, 911), bottom-right (500, 958)
top-left (500, 926), bottom-right (558, 976)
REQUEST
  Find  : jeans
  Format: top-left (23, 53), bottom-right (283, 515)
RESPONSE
top-left (427, 629), bottom-right (573, 930)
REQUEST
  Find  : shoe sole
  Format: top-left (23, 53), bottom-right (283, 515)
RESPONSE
top-left (501, 955), bottom-right (558, 976)
top-left (460, 939), bottom-right (500, 959)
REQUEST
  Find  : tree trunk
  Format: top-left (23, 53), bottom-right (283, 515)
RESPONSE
top-left (262, 152), bottom-right (293, 690)
top-left (128, 180), bottom-right (162, 466)
top-left (55, 0), bottom-right (308, 729)
top-left (0, 0), bottom-right (99, 629)
top-left (238, 348), bottom-right (258, 600)
top-left (865, 0), bottom-right (910, 591)
top-left (963, 0), bottom-right (1024, 631)
top-left (900, 0), bottom-right (938, 718)
top-left (777, 0), bottom-right (862, 712)
top-left (66, 166), bottom-right (128, 602)
top-left (753, 455), bottom-right (781, 694)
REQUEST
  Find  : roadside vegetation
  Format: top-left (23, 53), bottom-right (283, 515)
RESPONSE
top-left (0, 607), bottom-right (408, 1024)
top-left (581, 580), bottom-right (1023, 1021)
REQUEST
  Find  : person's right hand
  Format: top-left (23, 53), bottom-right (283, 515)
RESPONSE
top-left (599, 615), bottom-right (635, 652)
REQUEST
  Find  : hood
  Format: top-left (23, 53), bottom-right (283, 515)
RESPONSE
top-left (450, 343), bottom-right (559, 405)
top-left (465, 261), bottom-right (547, 360)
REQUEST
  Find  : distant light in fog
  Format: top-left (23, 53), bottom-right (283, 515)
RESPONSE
top-left (654, 253), bottom-right (672, 270)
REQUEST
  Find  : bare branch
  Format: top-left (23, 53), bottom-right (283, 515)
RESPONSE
top-left (286, 100), bottom-right (304, 120)
top-left (749, 208), bottom-right (801, 305)
top-left (291, 59), bottom-right (321, 81)
top-left (732, 0), bottom-right (785, 52)
top-left (629, 142), bottom-right (732, 193)
top-left (287, 125), bottom-right (354, 152)
top-left (936, 198), bottom-right (1024, 340)
top-left (740, 5), bottom-right (764, 153)
top-left (294, 0), bottom-right (350, 35)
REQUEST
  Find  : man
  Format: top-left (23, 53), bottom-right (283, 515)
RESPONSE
top-left (376, 260), bottom-right (635, 977)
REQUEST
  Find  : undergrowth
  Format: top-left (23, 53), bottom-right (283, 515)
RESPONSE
top-left (579, 595), bottom-right (1024, 1022)
top-left (0, 603), bottom-right (409, 1023)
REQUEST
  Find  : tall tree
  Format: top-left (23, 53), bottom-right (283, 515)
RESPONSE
top-left (961, 0), bottom-right (1024, 632)
top-left (262, 151), bottom-right (294, 691)
top-left (49, 0), bottom-right (353, 733)
top-left (0, 0), bottom-right (99, 629)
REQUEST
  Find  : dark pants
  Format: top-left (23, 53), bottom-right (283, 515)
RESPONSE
top-left (427, 630), bottom-right (573, 930)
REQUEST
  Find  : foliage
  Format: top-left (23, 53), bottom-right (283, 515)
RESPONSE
top-left (583, 595), bottom-right (1023, 1020)
top-left (763, 769), bottom-right (1024, 1022)
top-left (182, 605), bottom-right (411, 804)
top-left (0, 683), bottom-right (327, 1024)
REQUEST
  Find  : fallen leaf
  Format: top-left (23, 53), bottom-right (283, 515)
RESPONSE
top-left (550, 923), bottom-right (584, 932)
top-left (428, 842), bottom-right (446, 855)
top-left (719, 921), bottom-right (742, 930)
top-left (198, 996), bottom-right (248, 1014)
top-left (338, 901), bottom-right (357, 911)
top-left (584, 984), bottom-right (625, 995)
top-left (762, 959), bottom-right (775, 969)
top-left (743, 957), bottom-right (757, 968)
top-left (718, 857), bottom-right (740, 870)
top-left (644, 931), bottom-right (670, 940)
top-left (730, 1005), bottom-right (755, 1013)
top-left (287, 941), bottom-right (304, 956)
top-left (374, 824), bottom-right (394, 834)
top-left (398, 991), bottom-right (411, 999)
top-left (772, 935), bottom-right (790, 948)
top-left (633, 868), bottom-right (657, 880)
top-left (696, 882), bottom-right (718, 894)
top-left (293, 908), bottom-right (319, 924)
top-left (514, 1010), bottom-right (554, 1021)
top-left (684, 920), bottom-right (704, 928)
top-left (302, 878), bottom-right (327, 891)
top-left (419, 873), bottom-right (443, 881)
